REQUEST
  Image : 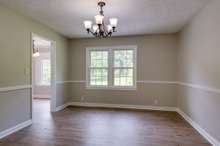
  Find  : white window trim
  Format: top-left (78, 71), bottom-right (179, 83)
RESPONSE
top-left (86, 45), bottom-right (137, 90)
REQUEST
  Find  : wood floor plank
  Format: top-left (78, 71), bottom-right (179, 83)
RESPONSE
top-left (0, 100), bottom-right (211, 146)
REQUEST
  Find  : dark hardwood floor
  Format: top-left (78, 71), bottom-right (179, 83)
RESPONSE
top-left (0, 100), bottom-right (211, 146)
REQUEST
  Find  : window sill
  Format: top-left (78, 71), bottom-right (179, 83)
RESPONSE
top-left (86, 86), bottom-right (137, 91)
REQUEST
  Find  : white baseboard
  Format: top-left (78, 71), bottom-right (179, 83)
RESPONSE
top-left (0, 120), bottom-right (32, 139)
top-left (55, 102), bottom-right (177, 112)
top-left (177, 109), bottom-right (220, 146)
top-left (55, 103), bottom-right (69, 112)
top-left (68, 102), bottom-right (177, 112)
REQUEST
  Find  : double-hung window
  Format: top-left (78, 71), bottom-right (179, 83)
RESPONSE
top-left (88, 50), bottom-right (109, 86)
top-left (86, 46), bottom-right (137, 89)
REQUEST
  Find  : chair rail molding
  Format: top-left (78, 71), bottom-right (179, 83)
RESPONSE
top-left (0, 85), bottom-right (32, 92)
top-left (177, 82), bottom-right (220, 94)
top-left (56, 80), bottom-right (220, 94)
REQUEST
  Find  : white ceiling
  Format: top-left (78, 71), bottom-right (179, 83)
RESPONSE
top-left (0, 0), bottom-right (209, 38)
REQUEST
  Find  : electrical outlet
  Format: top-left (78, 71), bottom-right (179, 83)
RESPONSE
top-left (81, 96), bottom-right (84, 102)
top-left (154, 99), bottom-right (158, 105)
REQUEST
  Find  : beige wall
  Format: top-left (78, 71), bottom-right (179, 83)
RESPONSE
top-left (178, 0), bottom-right (220, 142)
top-left (0, 5), bottom-right (69, 132)
top-left (69, 35), bottom-right (178, 107)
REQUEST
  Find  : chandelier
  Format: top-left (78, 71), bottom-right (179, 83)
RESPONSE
top-left (83, 0), bottom-right (118, 38)
top-left (33, 40), bottom-right (40, 57)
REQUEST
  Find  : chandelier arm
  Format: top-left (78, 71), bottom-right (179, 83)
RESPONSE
top-left (108, 32), bottom-right (112, 37)
top-left (112, 27), bottom-right (117, 32)
top-left (88, 29), bottom-right (97, 37)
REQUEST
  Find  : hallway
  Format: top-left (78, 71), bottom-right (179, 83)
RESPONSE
top-left (33, 99), bottom-right (51, 124)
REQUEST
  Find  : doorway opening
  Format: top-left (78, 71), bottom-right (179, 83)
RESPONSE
top-left (31, 33), bottom-right (56, 119)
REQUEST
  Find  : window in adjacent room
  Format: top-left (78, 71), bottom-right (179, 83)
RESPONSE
top-left (40, 59), bottom-right (51, 86)
top-left (86, 46), bottom-right (136, 89)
